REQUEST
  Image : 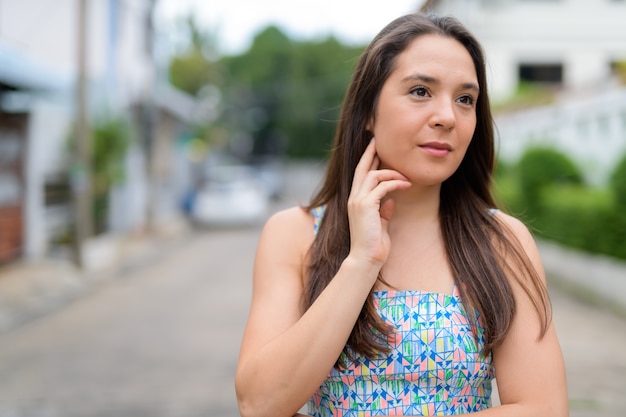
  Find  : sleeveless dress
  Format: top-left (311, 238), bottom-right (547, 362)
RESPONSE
top-left (307, 206), bottom-right (494, 416)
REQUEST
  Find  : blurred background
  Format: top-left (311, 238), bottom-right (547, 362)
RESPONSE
top-left (0, 0), bottom-right (625, 416)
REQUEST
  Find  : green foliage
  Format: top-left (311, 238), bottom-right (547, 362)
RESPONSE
top-left (92, 116), bottom-right (133, 194)
top-left (492, 167), bottom-right (523, 215)
top-left (610, 152), bottom-right (626, 207)
top-left (168, 15), bottom-right (221, 96)
top-left (495, 150), bottom-right (626, 261)
top-left (169, 50), bottom-right (218, 96)
top-left (517, 146), bottom-right (583, 211)
top-left (91, 116), bottom-right (133, 234)
top-left (283, 37), bottom-right (362, 158)
top-left (66, 116), bottom-right (133, 235)
top-left (167, 20), bottom-right (365, 159)
top-left (531, 185), bottom-right (615, 254)
top-left (218, 26), bottom-right (363, 159)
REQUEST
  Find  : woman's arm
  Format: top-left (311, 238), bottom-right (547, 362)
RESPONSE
top-left (477, 212), bottom-right (568, 416)
top-left (235, 207), bottom-right (381, 417)
top-left (235, 140), bottom-right (412, 417)
top-left (451, 213), bottom-right (568, 417)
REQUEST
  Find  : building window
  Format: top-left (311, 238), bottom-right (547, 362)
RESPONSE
top-left (519, 63), bottom-right (563, 84)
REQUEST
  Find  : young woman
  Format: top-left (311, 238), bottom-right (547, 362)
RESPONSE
top-left (235, 12), bottom-right (568, 417)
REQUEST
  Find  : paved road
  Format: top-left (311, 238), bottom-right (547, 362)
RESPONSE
top-left (0, 225), bottom-right (259, 417)
top-left (0, 164), bottom-right (624, 416)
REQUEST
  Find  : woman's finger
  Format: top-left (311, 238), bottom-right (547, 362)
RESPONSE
top-left (370, 154), bottom-right (380, 172)
top-left (352, 139), bottom-right (377, 190)
top-left (368, 178), bottom-right (412, 203)
top-left (355, 169), bottom-right (410, 199)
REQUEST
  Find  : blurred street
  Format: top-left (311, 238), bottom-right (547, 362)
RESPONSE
top-left (2, 2), bottom-right (626, 416)
top-left (0, 163), bottom-right (624, 417)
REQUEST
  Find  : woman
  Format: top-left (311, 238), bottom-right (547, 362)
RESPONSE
top-left (235, 12), bottom-right (568, 417)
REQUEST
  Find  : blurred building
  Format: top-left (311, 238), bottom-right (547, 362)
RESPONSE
top-left (0, 0), bottom-right (198, 266)
top-left (422, 0), bottom-right (626, 100)
top-left (0, 28), bottom-right (73, 264)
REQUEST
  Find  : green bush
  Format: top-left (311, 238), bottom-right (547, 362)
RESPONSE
top-left (493, 168), bottom-right (524, 216)
top-left (530, 185), bottom-right (617, 256)
top-left (517, 146), bottom-right (583, 212)
top-left (91, 116), bottom-right (134, 234)
top-left (610, 152), bottom-right (626, 207)
top-left (495, 150), bottom-right (626, 262)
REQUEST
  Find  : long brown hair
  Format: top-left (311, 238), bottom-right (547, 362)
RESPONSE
top-left (304, 13), bottom-right (551, 364)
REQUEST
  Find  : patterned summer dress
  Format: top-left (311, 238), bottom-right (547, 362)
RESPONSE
top-left (307, 206), bottom-right (494, 416)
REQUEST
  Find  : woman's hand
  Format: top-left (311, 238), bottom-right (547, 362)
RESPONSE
top-left (347, 139), bottom-right (411, 269)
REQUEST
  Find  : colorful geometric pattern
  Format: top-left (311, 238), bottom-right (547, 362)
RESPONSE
top-left (307, 207), bottom-right (494, 416)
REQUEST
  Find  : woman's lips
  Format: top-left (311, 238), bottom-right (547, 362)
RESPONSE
top-left (419, 141), bottom-right (452, 157)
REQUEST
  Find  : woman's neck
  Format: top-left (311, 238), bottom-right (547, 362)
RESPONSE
top-left (386, 183), bottom-right (441, 225)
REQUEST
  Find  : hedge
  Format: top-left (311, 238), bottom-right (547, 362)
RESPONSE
top-left (494, 148), bottom-right (626, 262)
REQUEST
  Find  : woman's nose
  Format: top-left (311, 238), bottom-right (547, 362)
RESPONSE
top-left (429, 99), bottom-right (455, 130)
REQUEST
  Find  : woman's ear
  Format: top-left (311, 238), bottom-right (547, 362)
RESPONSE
top-left (366, 117), bottom-right (374, 133)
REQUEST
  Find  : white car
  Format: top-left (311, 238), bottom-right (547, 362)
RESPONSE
top-left (191, 165), bottom-right (270, 227)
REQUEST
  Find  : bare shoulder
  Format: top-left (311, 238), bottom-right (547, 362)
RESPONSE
top-left (492, 210), bottom-right (546, 284)
top-left (261, 206), bottom-right (314, 242)
top-left (493, 210), bottom-right (530, 234)
top-left (264, 205), bottom-right (313, 232)
top-left (238, 206), bottom-right (317, 372)
top-left (257, 206), bottom-right (316, 265)
top-left (492, 210), bottom-right (536, 248)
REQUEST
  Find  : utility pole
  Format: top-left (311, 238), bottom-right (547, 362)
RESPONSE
top-left (72, 0), bottom-right (92, 268)
top-left (143, 0), bottom-right (158, 232)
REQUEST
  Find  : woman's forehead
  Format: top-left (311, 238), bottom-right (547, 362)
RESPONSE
top-left (387, 34), bottom-right (478, 87)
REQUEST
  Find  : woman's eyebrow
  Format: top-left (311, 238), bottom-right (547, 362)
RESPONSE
top-left (400, 72), bottom-right (480, 93)
top-left (401, 73), bottom-right (438, 84)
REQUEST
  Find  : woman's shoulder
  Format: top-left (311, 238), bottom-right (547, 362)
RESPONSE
top-left (258, 206), bottom-right (316, 256)
top-left (491, 210), bottom-right (544, 277)
top-left (264, 205), bottom-right (314, 232)
top-left (491, 210), bottom-right (535, 243)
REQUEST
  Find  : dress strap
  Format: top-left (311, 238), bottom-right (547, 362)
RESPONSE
top-left (451, 283), bottom-right (460, 297)
top-left (312, 206), bottom-right (326, 236)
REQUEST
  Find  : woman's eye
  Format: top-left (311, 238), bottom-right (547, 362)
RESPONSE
top-left (457, 95), bottom-right (475, 105)
top-left (410, 86), bottom-right (429, 97)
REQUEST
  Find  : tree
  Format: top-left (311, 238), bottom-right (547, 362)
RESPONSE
top-left (168, 16), bottom-right (221, 97)
top-left (219, 26), bottom-right (364, 159)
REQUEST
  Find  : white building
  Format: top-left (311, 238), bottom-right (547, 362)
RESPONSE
top-left (0, 0), bottom-right (195, 264)
top-left (1, 0), bottom-right (156, 107)
top-left (422, 0), bottom-right (626, 101)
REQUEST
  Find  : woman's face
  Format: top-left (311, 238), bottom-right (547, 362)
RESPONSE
top-left (369, 34), bottom-right (478, 186)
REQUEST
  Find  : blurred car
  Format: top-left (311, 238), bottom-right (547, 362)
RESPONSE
top-left (250, 156), bottom-right (286, 200)
top-left (190, 165), bottom-right (270, 227)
